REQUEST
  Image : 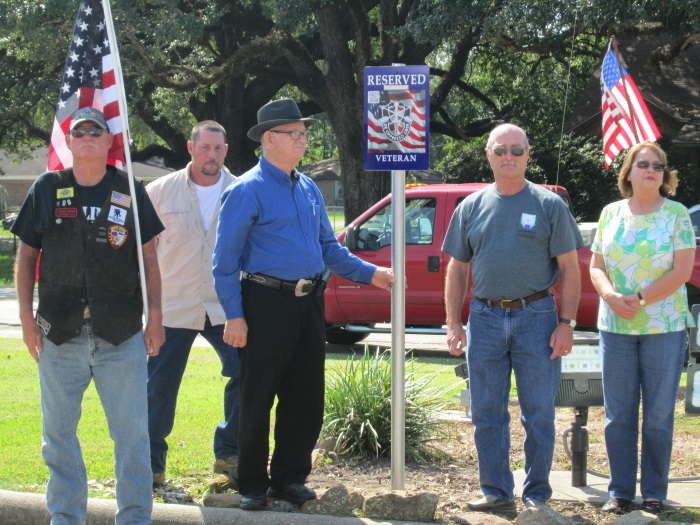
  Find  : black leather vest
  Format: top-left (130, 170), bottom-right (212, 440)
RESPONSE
top-left (36, 169), bottom-right (143, 345)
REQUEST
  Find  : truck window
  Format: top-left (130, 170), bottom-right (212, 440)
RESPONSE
top-left (355, 198), bottom-right (437, 251)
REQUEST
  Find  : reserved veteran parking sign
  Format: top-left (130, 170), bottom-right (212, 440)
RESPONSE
top-left (364, 65), bottom-right (430, 171)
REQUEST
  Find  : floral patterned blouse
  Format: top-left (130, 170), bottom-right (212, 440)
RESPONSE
top-left (591, 198), bottom-right (696, 334)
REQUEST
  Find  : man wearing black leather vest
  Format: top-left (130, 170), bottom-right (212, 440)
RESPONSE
top-left (12, 107), bottom-right (165, 525)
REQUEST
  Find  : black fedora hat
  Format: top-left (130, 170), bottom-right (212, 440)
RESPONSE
top-left (247, 98), bottom-right (317, 142)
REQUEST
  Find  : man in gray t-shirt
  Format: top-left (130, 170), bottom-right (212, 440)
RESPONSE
top-left (442, 124), bottom-right (583, 513)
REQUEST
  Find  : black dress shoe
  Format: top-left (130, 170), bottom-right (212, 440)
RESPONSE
top-left (640, 499), bottom-right (663, 515)
top-left (268, 483), bottom-right (317, 504)
top-left (240, 492), bottom-right (267, 511)
top-left (601, 497), bottom-right (632, 513)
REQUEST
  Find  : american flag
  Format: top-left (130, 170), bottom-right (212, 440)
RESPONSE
top-left (47, 0), bottom-right (124, 171)
top-left (600, 44), bottom-right (660, 169)
top-left (367, 89), bottom-right (427, 153)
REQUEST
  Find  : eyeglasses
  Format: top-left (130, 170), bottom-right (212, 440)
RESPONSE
top-left (633, 160), bottom-right (665, 172)
top-left (490, 146), bottom-right (526, 157)
top-left (270, 130), bottom-right (312, 141)
top-left (69, 126), bottom-right (106, 138)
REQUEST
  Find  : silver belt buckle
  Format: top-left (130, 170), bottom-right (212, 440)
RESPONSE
top-left (295, 279), bottom-right (313, 297)
top-left (246, 272), bottom-right (266, 284)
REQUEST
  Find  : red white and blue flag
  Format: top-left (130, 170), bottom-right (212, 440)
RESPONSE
top-left (47, 0), bottom-right (124, 171)
top-left (367, 89), bottom-right (427, 153)
top-left (600, 43), bottom-right (660, 169)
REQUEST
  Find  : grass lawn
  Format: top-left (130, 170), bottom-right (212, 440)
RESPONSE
top-left (3, 330), bottom-right (698, 502)
top-left (326, 208), bottom-right (345, 232)
top-left (0, 251), bottom-right (15, 286)
top-left (0, 342), bottom-right (463, 497)
top-left (0, 228), bottom-right (15, 286)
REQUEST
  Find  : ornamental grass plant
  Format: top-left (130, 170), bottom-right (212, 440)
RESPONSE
top-left (322, 347), bottom-right (460, 461)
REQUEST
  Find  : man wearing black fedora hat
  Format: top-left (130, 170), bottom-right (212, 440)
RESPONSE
top-left (213, 98), bottom-right (395, 510)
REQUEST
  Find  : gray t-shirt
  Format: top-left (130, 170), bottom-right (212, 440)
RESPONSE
top-left (442, 181), bottom-right (584, 299)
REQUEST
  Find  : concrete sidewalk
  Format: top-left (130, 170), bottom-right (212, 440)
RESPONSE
top-left (0, 489), bottom-right (433, 525)
top-left (0, 286), bottom-right (23, 324)
top-left (515, 469), bottom-right (700, 509)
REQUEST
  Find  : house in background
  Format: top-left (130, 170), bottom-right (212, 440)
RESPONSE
top-left (412, 169), bottom-right (446, 185)
top-left (567, 28), bottom-right (700, 165)
top-left (0, 147), bottom-right (175, 211)
top-left (300, 158), bottom-right (343, 206)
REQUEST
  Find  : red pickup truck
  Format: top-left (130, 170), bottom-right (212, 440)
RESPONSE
top-left (324, 183), bottom-right (700, 344)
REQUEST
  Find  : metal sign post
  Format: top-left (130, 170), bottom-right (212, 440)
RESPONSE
top-left (390, 168), bottom-right (406, 489)
top-left (363, 64), bottom-right (429, 490)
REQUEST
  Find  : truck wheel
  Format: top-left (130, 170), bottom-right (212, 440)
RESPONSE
top-left (326, 326), bottom-right (372, 345)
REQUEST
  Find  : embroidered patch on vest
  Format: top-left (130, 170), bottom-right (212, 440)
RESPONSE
top-left (110, 191), bottom-right (132, 208)
top-left (107, 205), bottom-right (127, 225)
top-left (55, 208), bottom-right (78, 218)
top-left (107, 225), bottom-right (128, 249)
top-left (36, 314), bottom-right (51, 336)
top-left (56, 187), bottom-right (74, 199)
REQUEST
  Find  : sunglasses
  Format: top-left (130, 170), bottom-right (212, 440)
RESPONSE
top-left (490, 146), bottom-right (526, 157)
top-left (270, 130), bottom-right (312, 141)
top-left (633, 160), bottom-right (665, 172)
top-left (69, 126), bottom-right (106, 138)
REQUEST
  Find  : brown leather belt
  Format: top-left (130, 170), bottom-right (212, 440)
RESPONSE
top-left (477, 288), bottom-right (552, 310)
top-left (242, 271), bottom-right (318, 297)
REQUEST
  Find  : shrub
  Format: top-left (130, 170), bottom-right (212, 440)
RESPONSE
top-left (322, 347), bottom-right (457, 461)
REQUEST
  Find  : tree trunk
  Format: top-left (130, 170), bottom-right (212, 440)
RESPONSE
top-left (313, 3), bottom-right (392, 224)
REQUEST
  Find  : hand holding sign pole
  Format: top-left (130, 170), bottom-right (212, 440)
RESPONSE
top-left (364, 65), bottom-right (429, 490)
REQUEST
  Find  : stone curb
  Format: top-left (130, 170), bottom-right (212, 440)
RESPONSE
top-left (0, 489), bottom-right (436, 525)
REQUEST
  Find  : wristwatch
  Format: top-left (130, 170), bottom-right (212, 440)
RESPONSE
top-left (637, 292), bottom-right (646, 306)
top-left (559, 318), bottom-right (576, 329)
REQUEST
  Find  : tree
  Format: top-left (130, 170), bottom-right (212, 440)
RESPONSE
top-left (1, 0), bottom-right (698, 221)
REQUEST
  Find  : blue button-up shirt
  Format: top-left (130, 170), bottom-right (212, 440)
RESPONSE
top-left (213, 157), bottom-right (376, 319)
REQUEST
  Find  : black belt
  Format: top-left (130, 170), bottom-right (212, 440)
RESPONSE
top-left (242, 271), bottom-right (318, 297)
top-left (477, 288), bottom-right (552, 310)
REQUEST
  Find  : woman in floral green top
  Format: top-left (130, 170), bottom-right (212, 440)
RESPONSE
top-left (590, 142), bottom-right (695, 515)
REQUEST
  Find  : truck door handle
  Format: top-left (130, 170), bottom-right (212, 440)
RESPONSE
top-left (428, 256), bottom-right (440, 272)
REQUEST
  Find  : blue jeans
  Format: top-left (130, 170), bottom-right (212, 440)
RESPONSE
top-left (600, 330), bottom-right (686, 501)
top-left (147, 320), bottom-right (240, 473)
top-left (38, 323), bottom-right (152, 525)
top-left (466, 295), bottom-right (560, 502)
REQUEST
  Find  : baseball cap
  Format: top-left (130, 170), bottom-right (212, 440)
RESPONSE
top-left (70, 107), bottom-right (110, 131)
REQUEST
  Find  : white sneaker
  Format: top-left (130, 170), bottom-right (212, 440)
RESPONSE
top-left (467, 494), bottom-right (517, 512)
top-left (524, 498), bottom-right (547, 509)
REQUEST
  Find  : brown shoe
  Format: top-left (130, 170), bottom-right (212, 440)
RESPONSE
top-left (213, 455), bottom-right (239, 477)
top-left (152, 472), bottom-right (166, 489)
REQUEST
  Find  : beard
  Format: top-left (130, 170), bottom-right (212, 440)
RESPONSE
top-left (201, 162), bottom-right (221, 177)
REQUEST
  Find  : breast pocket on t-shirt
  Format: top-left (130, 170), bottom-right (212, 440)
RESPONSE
top-left (516, 213), bottom-right (538, 238)
top-left (159, 206), bottom-right (191, 243)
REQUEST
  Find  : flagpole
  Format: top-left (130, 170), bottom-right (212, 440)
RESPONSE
top-left (611, 36), bottom-right (641, 143)
top-left (102, 0), bottom-right (150, 322)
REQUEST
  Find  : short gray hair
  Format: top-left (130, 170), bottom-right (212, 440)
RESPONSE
top-left (486, 124), bottom-right (529, 149)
